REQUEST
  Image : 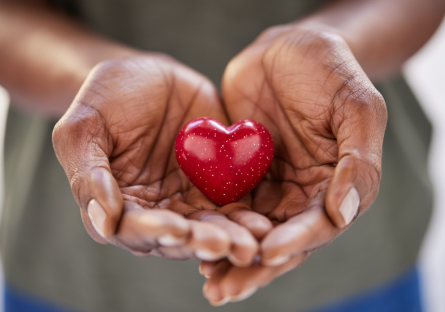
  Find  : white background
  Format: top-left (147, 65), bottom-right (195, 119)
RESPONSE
top-left (0, 86), bottom-right (9, 312)
top-left (405, 15), bottom-right (445, 312)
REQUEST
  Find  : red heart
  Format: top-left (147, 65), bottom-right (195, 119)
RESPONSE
top-left (175, 117), bottom-right (274, 206)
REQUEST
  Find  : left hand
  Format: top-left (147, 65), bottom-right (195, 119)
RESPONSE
top-left (201, 24), bottom-right (387, 305)
top-left (52, 54), bottom-right (271, 266)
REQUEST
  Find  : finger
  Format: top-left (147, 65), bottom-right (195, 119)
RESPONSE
top-left (115, 201), bottom-right (191, 252)
top-left (140, 220), bottom-right (227, 260)
top-left (261, 191), bottom-right (340, 266)
top-left (168, 195), bottom-right (233, 261)
top-left (53, 103), bottom-right (123, 240)
top-left (199, 261), bottom-right (219, 278)
top-left (326, 84), bottom-right (387, 228)
top-left (175, 186), bottom-right (270, 241)
top-left (86, 168), bottom-right (123, 239)
top-left (218, 202), bottom-right (273, 240)
top-left (141, 68), bottom-right (226, 187)
top-left (150, 246), bottom-right (193, 260)
top-left (190, 211), bottom-right (258, 267)
top-left (76, 167), bottom-right (123, 240)
top-left (209, 254), bottom-right (306, 305)
top-left (80, 208), bottom-right (109, 244)
top-left (326, 157), bottom-right (372, 228)
top-left (186, 220), bottom-right (231, 261)
top-left (226, 209), bottom-right (272, 241)
top-left (203, 260), bottom-right (232, 306)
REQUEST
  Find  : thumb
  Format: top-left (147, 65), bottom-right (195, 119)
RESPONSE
top-left (53, 104), bottom-right (123, 240)
top-left (85, 167), bottom-right (123, 240)
top-left (326, 84), bottom-right (387, 228)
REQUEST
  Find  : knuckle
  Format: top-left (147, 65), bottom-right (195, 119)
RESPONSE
top-left (52, 119), bottom-right (66, 154)
top-left (276, 28), bottom-right (347, 61)
top-left (263, 28), bottom-right (352, 87)
top-left (352, 86), bottom-right (384, 111)
top-left (342, 156), bottom-right (381, 191)
top-left (297, 29), bottom-right (345, 52)
top-left (53, 106), bottom-right (106, 155)
top-left (94, 57), bottom-right (132, 74)
top-left (258, 24), bottom-right (291, 41)
top-left (354, 88), bottom-right (387, 130)
top-left (362, 156), bottom-right (382, 187)
top-left (52, 105), bottom-right (109, 202)
top-left (333, 74), bottom-right (387, 126)
top-left (93, 55), bottom-right (171, 88)
top-left (70, 171), bottom-right (88, 205)
top-left (370, 89), bottom-right (388, 124)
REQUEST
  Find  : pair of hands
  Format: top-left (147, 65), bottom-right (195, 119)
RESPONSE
top-left (53, 25), bottom-right (387, 305)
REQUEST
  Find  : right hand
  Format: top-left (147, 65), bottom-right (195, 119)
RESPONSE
top-left (53, 55), bottom-right (272, 266)
top-left (201, 25), bottom-right (387, 304)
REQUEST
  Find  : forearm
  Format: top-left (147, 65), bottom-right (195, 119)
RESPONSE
top-left (0, 1), bottom-right (138, 117)
top-left (299, 0), bottom-right (445, 81)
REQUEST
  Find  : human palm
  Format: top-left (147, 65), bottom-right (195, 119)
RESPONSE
top-left (53, 30), bottom-right (387, 305)
top-left (201, 26), bottom-right (387, 304)
top-left (53, 55), bottom-right (268, 265)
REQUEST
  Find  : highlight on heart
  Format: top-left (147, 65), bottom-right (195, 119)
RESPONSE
top-left (175, 117), bottom-right (274, 206)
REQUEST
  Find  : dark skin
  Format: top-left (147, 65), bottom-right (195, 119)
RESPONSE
top-left (53, 55), bottom-right (273, 266)
top-left (1, 0), bottom-right (444, 306)
top-left (201, 0), bottom-right (445, 304)
top-left (2, 1), bottom-right (271, 266)
top-left (202, 25), bottom-right (386, 304)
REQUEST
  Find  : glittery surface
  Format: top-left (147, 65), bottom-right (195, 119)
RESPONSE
top-left (175, 117), bottom-right (274, 206)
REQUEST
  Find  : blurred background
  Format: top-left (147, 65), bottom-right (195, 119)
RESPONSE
top-left (0, 12), bottom-right (444, 312)
top-left (0, 85), bottom-right (9, 312)
top-left (404, 14), bottom-right (445, 312)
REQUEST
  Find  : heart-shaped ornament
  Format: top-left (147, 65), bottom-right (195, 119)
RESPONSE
top-left (175, 117), bottom-right (274, 206)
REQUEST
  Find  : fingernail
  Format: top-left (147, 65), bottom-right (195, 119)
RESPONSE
top-left (198, 265), bottom-right (205, 276)
top-left (199, 265), bottom-right (211, 278)
top-left (230, 287), bottom-right (257, 302)
top-left (158, 234), bottom-right (184, 247)
top-left (196, 249), bottom-right (219, 261)
top-left (210, 297), bottom-right (230, 306)
top-left (262, 254), bottom-right (290, 267)
top-left (203, 283), bottom-right (227, 306)
top-left (228, 254), bottom-right (251, 268)
top-left (200, 271), bottom-right (211, 278)
top-left (88, 199), bottom-right (107, 237)
top-left (339, 187), bottom-right (360, 227)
